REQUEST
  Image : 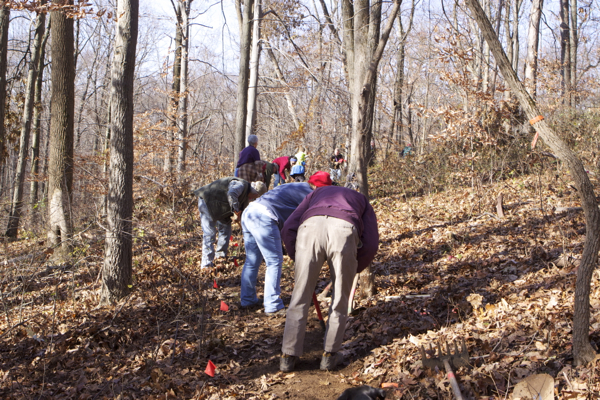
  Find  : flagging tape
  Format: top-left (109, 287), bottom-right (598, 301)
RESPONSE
top-left (529, 115), bottom-right (544, 125)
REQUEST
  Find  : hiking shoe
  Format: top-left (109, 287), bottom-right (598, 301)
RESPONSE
top-left (265, 308), bottom-right (286, 317)
top-left (240, 297), bottom-right (263, 310)
top-left (280, 354), bottom-right (297, 372)
top-left (320, 352), bottom-right (344, 370)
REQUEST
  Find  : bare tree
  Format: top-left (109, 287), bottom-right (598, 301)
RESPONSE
top-left (467, 0), bottom-right (599, 366)
top-left (0, 5), bottom-right (9, 165)
top-left (390, 0), bottom-right (415, 149)
top-left (345, 0), bottom-right (400, 197)
top-left (6, 3), bottom-right (47, 237)
top-left (101, 0), bottom-right (139, 304)
top-left (176, 0), bottom-right (192, 176)
top-left (560, 0), bottom-right (571, 100)
top-left (47, 1), bottom-right (75, 257)
top-left (234, 0), bottom-right (254, 168)
top-left (524, 0), bottom-right (543, 98)
top-left (569, 0), bottom-right (578, 105)
top-left (165, 1), bottom-right (182, 174)
top-left (245, 0), bottom-right (261, 138)
top-left (30, 15), bottom-right (51, 209)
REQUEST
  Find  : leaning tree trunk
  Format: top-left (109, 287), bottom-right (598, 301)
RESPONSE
top-left (47, 2), bottom-right (75, 258)
top-left (466, 0), bottom-right (599, 366)
top-left (233, 0), bottom-right (254, 168)
top-left (6, 6), bottom-right (46, 237)
top-left (101, 0), bottom-right (139, 304)
top-left (0, 6), bottom-right (9, 165)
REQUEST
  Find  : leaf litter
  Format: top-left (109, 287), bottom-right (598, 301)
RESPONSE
top-left (1, 169), bottom-right (600, 399)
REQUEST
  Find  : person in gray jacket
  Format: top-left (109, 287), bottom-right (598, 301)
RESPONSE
top-left (194, 177), bottom-right (267, 268)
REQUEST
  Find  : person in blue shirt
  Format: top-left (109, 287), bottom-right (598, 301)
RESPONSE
top-left (290, 160), bottom-right (306, 182)
top-left (240, 182), bottom-right (313, 315)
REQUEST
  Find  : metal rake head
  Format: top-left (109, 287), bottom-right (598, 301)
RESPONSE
top-left (420, 338), bottom-right (470, 369)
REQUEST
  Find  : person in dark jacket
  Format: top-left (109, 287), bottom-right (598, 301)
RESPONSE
top-left (279, 171), bottom-right (379, 372)
top-left (235, 135), bottom-right (260, 176)
top-left (194, 177), bottom-right (267, 269)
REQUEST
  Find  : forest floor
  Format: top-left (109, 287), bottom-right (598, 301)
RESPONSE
top-left (2, 167), bottom-right (600, 399)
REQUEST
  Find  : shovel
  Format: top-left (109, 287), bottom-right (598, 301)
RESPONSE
top-left (420, 339), bottom-right (469, 400)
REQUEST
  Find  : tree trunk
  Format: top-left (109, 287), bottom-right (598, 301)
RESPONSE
top-left (569, 0), bottom-right (577, 105)
top-left (47, 2), bottom-right (75, 258)
top-left (176, 0), bottom-right (190, 176)
top-left (6, 6), bottom-right (46, 237)
top-left (341, 0), bottom-right (355, 116)
top-left (467, 0), bottom-right (599, 366)
top-left (266, 44), bottom-right (300, 130)
top-left (524, 0), bottom-right (543, 98)
top-left (0, 6), bottom-right (9, 166)
top-left (165, 2), bottom-right (183, 174)
top-left (560, 0), bottom-right (571, 101)
top-left (245, 0), bottom-right (261, 139)
top-left (30, 15), bottom-right (51, 209)
top-left (101, 0), bottom-right (139, 305)
top-left (233, 0), bottom-right (254, 169)
top-left (349, 0), bottom-right (400, 197)
top-left (511, 0), bottom-right (522, 72)
top-left (390, 0), bottom-right (414, 150)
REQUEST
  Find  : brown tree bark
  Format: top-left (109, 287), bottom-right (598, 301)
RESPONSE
top-left (466, 0), bottom-right (599, 366)
top-left (0, 6), bottom-right (9, 165)
top-left (569, 0), bottom-right (578, 105)
top-left (233, 0), bottom-right (254, 169)
top-left (524, 0), bottom-right (543, 98)
top-left (176, 0), bottom-right (192, 176)
top-left (30, 15), bottom-right (51, 209)
top-left (349, 0), bottom-right (401, 198)
top-left (390, 0), bottom-right (415, 151)
top-left (165, 2), bottom-right (183, 174)
top-left (245, 0), bottom-right (261, 139)
top-left (47, 2), bottom-right (75, 258)
top-left (560, 0), bottom-right (571, 100)
top-left (101, 0), bottom-right (139, 304)
top-left (6, 5), bottom-right (47, 237)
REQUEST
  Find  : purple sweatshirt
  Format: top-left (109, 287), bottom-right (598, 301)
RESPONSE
top-left (237, 146), bottom-right (260, 168)
top-left (282, 186), bottom-right (379, 273)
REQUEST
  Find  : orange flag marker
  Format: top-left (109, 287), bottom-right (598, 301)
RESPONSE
top-left (213, 279), bottom-right (218, 289)
top-left (220, 301), bottom-right (229, 312)
top-left (205, 360), bottom-right (216, 377)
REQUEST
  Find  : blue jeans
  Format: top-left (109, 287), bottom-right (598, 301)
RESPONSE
top-left (198, 198), bottom-right (231, 268)
top-left (330, 168), bottom-right (342, 182)
top-left (240, 204), bottom-right (284, 312)
top-left (273, 173), bottom-right (284, 188)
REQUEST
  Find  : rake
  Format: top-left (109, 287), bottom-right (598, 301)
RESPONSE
top-left (420, 338), bottom-right (469, 400)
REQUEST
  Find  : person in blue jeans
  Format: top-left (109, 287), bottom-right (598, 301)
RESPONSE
top-left (240, 182), bottom-right (313, 315)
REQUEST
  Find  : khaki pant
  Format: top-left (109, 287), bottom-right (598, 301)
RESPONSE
top-left (282, 216), bottom-right (359, 355)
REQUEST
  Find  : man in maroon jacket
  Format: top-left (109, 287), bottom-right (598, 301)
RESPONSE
top-left (279, 171), bottom-right (379, 372)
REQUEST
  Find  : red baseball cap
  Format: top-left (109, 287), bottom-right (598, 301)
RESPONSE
top-left (308, 171), bottom-right (332, 187)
